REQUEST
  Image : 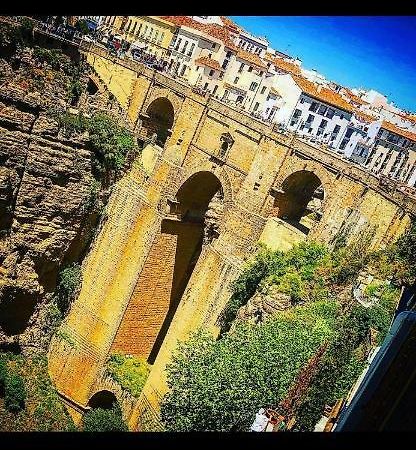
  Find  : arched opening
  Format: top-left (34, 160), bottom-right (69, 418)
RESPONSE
top-left (86, 78), bottom-right (99, 95)
top-left (274, 170), bottom-right (324, 234)
top-left (84, 390), bottom-right (127, 431)
top-left (141, 98), bottom-right (174, 147)
top-left (111, 172), bottom-right (224, 365)
top-left (87, 390), bottom-right (117, 410)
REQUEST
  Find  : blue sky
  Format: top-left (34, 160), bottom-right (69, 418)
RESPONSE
top-left (230, 16), bottom-right (416, 112)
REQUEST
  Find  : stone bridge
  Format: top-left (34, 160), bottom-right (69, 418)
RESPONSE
top-left (47, 41), bottom-right (416, 430)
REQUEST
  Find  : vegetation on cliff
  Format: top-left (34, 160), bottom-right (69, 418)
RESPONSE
top-left (82, 405), bottom-right (128, 432)
top-left (106, 353), bottom-right (151, 398)
top-left (0, 352), bottom-right (76, 431)
top-left (160, 226), bottom-right (411, 431)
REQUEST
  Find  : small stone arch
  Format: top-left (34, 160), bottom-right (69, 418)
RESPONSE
top-left (87, 389), bottom-right (118, 410)
top-left (142, 86), bottom-right (183, 122)
top-left (275, 159), bottom-right (335, 197)
top-left (140, 96), bottom-right (176, 146)
top-left (272, 169), bottom-right (326, 234)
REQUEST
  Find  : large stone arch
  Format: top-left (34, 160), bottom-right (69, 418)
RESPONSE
top-left (110, 170), bottom-right (227, 366)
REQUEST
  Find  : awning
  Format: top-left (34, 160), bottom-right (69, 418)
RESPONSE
top-left (85, 19), bottom-right (98, 31)
top-left (131, 41), bottom-right (147, 50)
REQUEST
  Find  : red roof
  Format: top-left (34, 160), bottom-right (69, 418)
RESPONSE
top-left (381, 120), bottom-right (416, 142)
top-left (195, 56), bottom-right (223, 72)
top-left (353, 110), bottom-right (378, 124)
top-left (343, 89), bottom-right (369, 106)
top-left (272, 56), bottom-right (301, 75)
top-left (236, 49), bottom-right (267, 69)
top-left (292, 75), bottom-right (354, 113)
top-left (160, 16), bottom-right (238, 51)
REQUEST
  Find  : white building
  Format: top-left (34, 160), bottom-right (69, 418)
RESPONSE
top-left (272, 74), bottom-right (354, 150)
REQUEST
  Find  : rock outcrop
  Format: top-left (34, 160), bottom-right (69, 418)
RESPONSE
top-left (233, 284), bottom-right (292, 328)
top-left (0, 40), bottom-right (133, 353)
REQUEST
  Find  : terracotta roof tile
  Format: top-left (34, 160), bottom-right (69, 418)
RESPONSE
top-left (195, 56), bottom-right (223, 72)
top-left (292, 75), bottom-right (354, 113)
top-left (220, 16), bottom-right (241, 33)
top-left (381, 120), bottom-right (416, 142)
top-left (343, 89), bottom-right (369, 106)
top-left (353, 110), bottom-right (378, 124)
top-left (272, 57), bottom-right (301, 75)
top-left (160, 16), bottom-right (238, 51)
top-left (236, 49), bottom-right (267, 69)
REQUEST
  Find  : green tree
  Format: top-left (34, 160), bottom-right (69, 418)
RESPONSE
top-left (75, 19), bottom-right (90, 35)
top-left (5, 374), bottom-right (26, 413)
top-left (83, 405), bottom-right (128, 432)
top-left (161, 299), bottom-right (339, 431)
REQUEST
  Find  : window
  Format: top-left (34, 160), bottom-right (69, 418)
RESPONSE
top-left (345, 128), bottom-right (354, 138)
top-left (154, 31), bottom-right (159, 42)
top-left (261, 86), bottom-right (266, 94)
top-left (222, 59), bottom-right (229, 69)
top-left (248, 66), bottom-right (253, 72)
top-left (340, 114), bottom-right (344, 120)
top-left (306, 114), bottom-right (314, 124)
top-left (319, 119), bottom-right (328, 129)
top-left (180, 65), bottom-right (186, 77)
top-left (175, 37), bottom-right (182, 51)
top-left (126, 20), bottom-right (131, 32)
top-left (293, 109), bottom-right (302, 118)
top-left (249, 82), bottom-right (258, 91)
top-left (223, 90), bottom-right (229, 99)
top-left (182, 41), bottom-right (188, 54)
top-left (339, 139), bottom-right (349, 150)
top-left (254, 102), bottom-right (260, 111)
top-left (309, 102), bottom-right (318, 112)
top-left (211, 43), bottom-right (216, 49)
top-left (300, 98), bottom-right (305, 103)
top-left (137, 24), bottom-right (142, 37)
top-left (226, 51), bottom-right (232, 58)
top-left (212, 85), bottom-right (218, 96)
top-left (144, 25), bottom-right (148, 36)
top-left (219, 72), bottom-right (224, 80)
top-left (266, 107), bottom-right (270, 114)
top-left (238, 63), bottom-right (244, 73)
top-left (318, 104), bottom-right (328, 115)
top-left (188, 43), bottom-right (195, 56)
top-left (236, 95), bottom-right (244, 104)
top-left (326, 108), bottom-right (335, 119)
top-left (234, 77), bottom-right (239, 84)
top-left (158, 31), bottom-right (164, 43)
top-left (204, 82), bottom-right (209, 90)
top-left (131, 22), bottom-right (137, 35)
top-left (259, 71), bottom-right (263, 76)
top-left (209, 69), bottom-right (215, 76)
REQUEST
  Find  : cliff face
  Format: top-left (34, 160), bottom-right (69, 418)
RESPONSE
top-left (0, 42), bottom-right (129, 353)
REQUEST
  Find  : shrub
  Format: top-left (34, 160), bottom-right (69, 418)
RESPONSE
top-left (161, 299), bottom-right (339, 431)
top-left (56, 263), bottom-right (82, 313)
top-left (68, 79), bottom-right (84, 104)
top-left (106, 353), bottom-right (150, 398)
top-left (83, 405), bottom-right (128, 432)
top-left (5, 374), bottom-right (26, 413)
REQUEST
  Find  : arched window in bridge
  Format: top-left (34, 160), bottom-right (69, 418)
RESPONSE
top-left (141, 97), bottom-right (174, 147)
top-left (274, 170), bottom-right (324, 234)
